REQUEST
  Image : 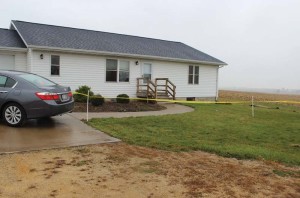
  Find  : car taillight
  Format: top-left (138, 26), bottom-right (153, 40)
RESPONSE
top-left (68, 92), bottom-right (73, 97)
top-left (35, 92), bottom-right (59, 100)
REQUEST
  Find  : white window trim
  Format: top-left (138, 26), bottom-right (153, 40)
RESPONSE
top-left (105, 59), bottom-right (130, 83)
top-left (188, 65), bottom-right (199, 85)
top-left (50, 55), bottom-right (60, 76)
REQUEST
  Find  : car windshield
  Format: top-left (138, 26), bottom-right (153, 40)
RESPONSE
top-left (19, 74), bottom-right (56, 88)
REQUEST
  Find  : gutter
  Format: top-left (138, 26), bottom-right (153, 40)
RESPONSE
top-left (28, 45), bottom-right (228, 66)
top-left (0, 47), bottom-right (27, 52)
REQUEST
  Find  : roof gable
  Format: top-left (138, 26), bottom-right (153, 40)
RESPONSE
top-left (12, 20), bottom-right (225, 64)
top-left (0, 28), bottom-right (26, 48)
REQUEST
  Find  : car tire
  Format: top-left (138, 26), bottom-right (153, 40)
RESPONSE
top-left (2, 103), bottom-right (26, 127)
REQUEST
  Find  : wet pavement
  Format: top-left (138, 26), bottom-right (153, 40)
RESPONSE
top-left (0, 114), bottom-right (119, 153)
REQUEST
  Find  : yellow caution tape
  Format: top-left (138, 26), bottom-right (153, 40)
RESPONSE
top-left (72, 92), bottom-right (300, 105)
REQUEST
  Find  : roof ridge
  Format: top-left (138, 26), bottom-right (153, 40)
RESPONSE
top-left (12, 20), bottom-right (182, 44)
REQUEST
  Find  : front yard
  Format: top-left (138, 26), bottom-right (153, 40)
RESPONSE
top-left (1, 91), bottom-right (300, 197)
top-left (88, 103), bottom-right (300, 166)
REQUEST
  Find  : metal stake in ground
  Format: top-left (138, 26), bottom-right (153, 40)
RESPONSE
top-left (252, 96), bottom-right (255, 117)
top-left (87, 90), bottom-right (89, 121)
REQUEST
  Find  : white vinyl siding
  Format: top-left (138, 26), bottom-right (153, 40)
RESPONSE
top-left (27, 49), bottom-right (33, 72)
top-left (0, 53), bottom-right (27, 71)
top-left (15, 53), bottom-right (27, 71)
top-left (30, 51), bottom-right (218, 98)
top-left (152, 61), bottom-right (218, 97)
top-left (0, 54), bottom-right (14, 70)
top-left (30, 51), bottom-right (139, 97)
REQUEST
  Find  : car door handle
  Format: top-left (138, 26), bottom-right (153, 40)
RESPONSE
top-left (0, 91), bottom-right (8, 93)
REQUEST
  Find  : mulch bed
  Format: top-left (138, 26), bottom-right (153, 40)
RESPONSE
top-left (73, 101), bottom-right (166, 112)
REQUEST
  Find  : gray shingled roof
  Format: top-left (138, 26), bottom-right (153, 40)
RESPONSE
top-left (12, 20), bottom-right (225, 64)
top-left (0, 28), bottom-right (26, 48)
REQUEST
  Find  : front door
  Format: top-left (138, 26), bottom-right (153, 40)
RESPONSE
top-left (142, 63), bottom-right (152, 83)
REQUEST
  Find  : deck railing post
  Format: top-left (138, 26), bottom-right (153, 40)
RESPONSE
top-left (137, 78), bottom-right (140, 94)
top-left (165, 79), bottom-right (168, 96)
top-left (147, 80), bottom-right (150, 97)
top-left (173, 86), bottom-right (176, 100)
top-left (155, 83), bottom-right (157, 99)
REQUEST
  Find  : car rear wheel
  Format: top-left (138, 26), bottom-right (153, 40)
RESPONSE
top-left (2, 103), bottom-right (26, 127)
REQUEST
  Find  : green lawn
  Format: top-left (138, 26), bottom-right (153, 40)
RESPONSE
top-left (88, 103), bottom-right (300, 166)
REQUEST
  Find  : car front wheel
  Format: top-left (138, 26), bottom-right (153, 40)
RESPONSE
top-left (2, 103), bottom-right (26, 127)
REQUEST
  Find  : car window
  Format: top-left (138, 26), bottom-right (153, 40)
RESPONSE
top-left (0, 76), bottom-right (17, 88)
top-left (19, 74), bottom-right (56, 88)
top-left (5, 77), bottom-right (17, 88)
top-left (0, 76), bottom-right (7, 87)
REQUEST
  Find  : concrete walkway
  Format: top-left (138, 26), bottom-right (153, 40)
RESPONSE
top-left (70, 103), bottom-right (194, 120)
top-left (0, 115), bottom-right (119, 153)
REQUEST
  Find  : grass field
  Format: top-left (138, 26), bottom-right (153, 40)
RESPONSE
top-left (88, 91), bottom-right (300, 166)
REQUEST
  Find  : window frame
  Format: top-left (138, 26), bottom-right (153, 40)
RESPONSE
top-left (105, 59), bottom-right (130, 83)
top-left (51, 55), bottom-right (60, 76)
top-left (118, 60), bottom-right (130, 82)
top-left (0, 75), bottom-right (18, 88)
top-left (188, 65), bottom-right (199, 85)
top-left (0, 75), bottom-right (7, 87)
top-left (106, 59), bottom-right (118, 82)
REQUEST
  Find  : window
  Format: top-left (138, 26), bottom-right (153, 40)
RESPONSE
top-left (106, 59), bottom-right (130, 82)
top-left (0, 76), bottom-right (7, 87)
top-left (106, 59), bottom-right (118, 82)
top-left (0, 76), bottom-right (17, 88)
top-left (51, 55), bottom-right (60, 76)
top-left (188, 65), bottom-right (199, 85)
top-left (119, 60), bottom-right (129, 82)
top-left (5, 78), bottom-right (17, 88)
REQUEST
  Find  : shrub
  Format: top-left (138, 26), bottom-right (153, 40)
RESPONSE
top-left (116, 94), bottom-right (130, 104)
top-left (74, 85), bottom-right (94, 103)
top-left (91, 94), bottom-right (105, 106)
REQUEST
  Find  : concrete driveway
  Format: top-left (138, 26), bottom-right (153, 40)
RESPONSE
top-left (0, 114), bottom-right (119, 153)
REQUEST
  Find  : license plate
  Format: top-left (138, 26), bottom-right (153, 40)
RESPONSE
top-left (61, 94), bottom-right (69, 101)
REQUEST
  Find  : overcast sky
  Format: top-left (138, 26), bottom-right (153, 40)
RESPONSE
top-left (1, 0), bottom-right (299, 89)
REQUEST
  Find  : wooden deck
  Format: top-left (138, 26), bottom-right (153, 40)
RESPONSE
top-left (136, 78), bottom-right (176, 100)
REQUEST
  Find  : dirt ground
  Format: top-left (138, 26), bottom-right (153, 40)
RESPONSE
top-left (219, 90), bottom-right (300, 103)
top-left (0, 143), bottom-right (299, 198)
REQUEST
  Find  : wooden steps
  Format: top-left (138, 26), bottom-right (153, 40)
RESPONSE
top-left (136, 78), bottom-right (176, 100)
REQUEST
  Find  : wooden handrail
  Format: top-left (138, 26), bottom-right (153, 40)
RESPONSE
top-left (137, 77), bottom-right (176, 100)
top-left (155, 78), bottom-right (168, 80)
top-left (168, 81), bottom-right (176, 88)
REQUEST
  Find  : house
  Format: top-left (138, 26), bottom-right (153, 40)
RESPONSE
top-left (0, 20), bottom-right (227, 100)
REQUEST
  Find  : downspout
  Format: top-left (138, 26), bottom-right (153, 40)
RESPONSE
top-left (27, 48), bottom-right (32, 72)
top-left (215, 66), bottom-right (219, 101)
top-left (215, 65), bottom-right (226, 101)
